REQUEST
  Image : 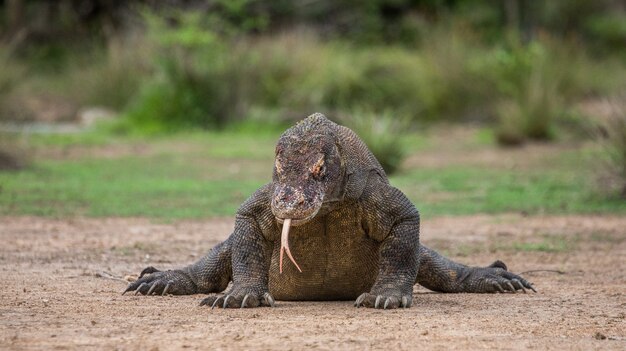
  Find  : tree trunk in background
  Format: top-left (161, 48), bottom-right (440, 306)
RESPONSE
top-left (503, 0), bottom-right (519, 33)
top-left (503, 0), bottom-right (537, 44)
top-left (6, 0), bottom-right (24, 34)
top-left (519, 0), bottom-right (537, 43)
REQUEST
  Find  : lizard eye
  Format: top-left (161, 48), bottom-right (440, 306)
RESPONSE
top-left (310, 155), bottom-right (326, 180)
top-left (316, 165), bottom-right (326, 180)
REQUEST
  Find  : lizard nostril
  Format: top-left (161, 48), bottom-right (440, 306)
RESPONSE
top-left (279, 188), bottom-right (292, 203)
top-left (296, 192), bottom-right (306, 205)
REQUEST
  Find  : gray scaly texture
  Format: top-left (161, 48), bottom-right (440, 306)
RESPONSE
top-left (124, 113), bottom-right (535, 309)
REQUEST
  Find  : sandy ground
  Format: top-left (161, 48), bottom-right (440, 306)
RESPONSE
top-left (1, 214), bottom-right (625, 350)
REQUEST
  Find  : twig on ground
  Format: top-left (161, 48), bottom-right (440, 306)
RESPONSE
top-left (519, 269), bottom-right (565, 275)
top-left (95, 271), bottom-right (128, 282)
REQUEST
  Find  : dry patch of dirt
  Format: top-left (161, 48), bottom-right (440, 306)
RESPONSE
top-left (1, 215), bottom-right (625, 350)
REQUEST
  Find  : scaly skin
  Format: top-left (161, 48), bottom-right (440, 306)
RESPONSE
top-left (124, 113), bottom-right (535, 309)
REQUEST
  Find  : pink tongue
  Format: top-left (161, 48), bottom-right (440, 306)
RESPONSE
top-left (279, 218), bottom-right (303, 273)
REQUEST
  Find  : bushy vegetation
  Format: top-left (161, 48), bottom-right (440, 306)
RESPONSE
top-left (339, 110), bottom-right (408, 174)
top-left (2, 2), bottom-right (624, 128)
top-left (121, 12), bottom-right (252, 133)
top-left (87, 17), bottom-right (621, 142)
top-left (1, 1), bottom-right (626, 191)
top-left (594, 97), bottom-right (626, 198)
top-left (481, 41), bottom-right (567, 144)
top-left (68, 38), bottom-right (150, 112)
top-left (2, 2), bottom-right (623, 124)
top-left (0, 48), bottom-right (29, 170)
top-left (0, 46), bottom-right (24, 120)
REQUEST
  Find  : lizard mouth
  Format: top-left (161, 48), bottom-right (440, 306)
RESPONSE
top-left (275, 211), bottom-right (318, 227)
top-left (271, 184), bottom-right (324, 274)
top-left (277, 218), bottom-right (302, 274)
top-left (275, 208), bottom-right (319, 274)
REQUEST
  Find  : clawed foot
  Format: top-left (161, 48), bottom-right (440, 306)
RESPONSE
top-left (472, 260), bottom-right (536, 293)
top-left (354, 292), bottom-right (412, 309)
top-left (200, 291), bottom-right (275, 309)
top-left (122, 266), bottom-right (197, 296)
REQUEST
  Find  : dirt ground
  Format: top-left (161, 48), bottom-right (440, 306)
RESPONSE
top-left (1, 214), bottom-right (625, 350)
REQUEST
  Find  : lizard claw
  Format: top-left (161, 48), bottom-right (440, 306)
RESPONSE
top-left (505, 282), bottom-right (516, 292)
top-left (374, 295), bottom-right (383, 309)
top-left (401, 296), bottom-right (412, 308)
top-left (211, 296), bottom-right (224, 309)
top-left (223, 295), bottom-right (233, 308)
top-left (470, 263), bottom-right (537, 293)
top-left (147, 282), bottom-right (160, 295)
top-left (198, 295), bottom-right (217, 307)
top-left (162, 282), bottom-right (172, 296)
top-left (383, 297), bottom-right (400, 309)
top-left (354, 294), bottom-right (366, 308)
top-left (490, 279), bottom-right (506, 293)
top-left (122, 285), bottom-right (133, 295)
top-left (123, 267), bottom-right (197, 296)
top-left (201, 291), bottom-right (273, 309)
top-left (134, 282), bottom-right (148, 295)
top-left (241, 294), bottom-right (261, 308)
top-left (511, 279), bottom-right (527, 293)
top-left (263, 292), bottom-right (275, 308)
top-left (241, 294), bottom-right (250, 308)
top-left (354, 292), bottom-right (411, 309)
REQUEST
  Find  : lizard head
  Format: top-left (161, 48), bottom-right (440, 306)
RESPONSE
top-left (271, 119), bottom-right (343, 226)
top-left (270, 114), bottom-right (344, 273)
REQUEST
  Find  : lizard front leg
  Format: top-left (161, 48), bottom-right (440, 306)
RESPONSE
top-left (355, 218), bottom-right (420, 309)
top-left (354, 180), bottom-right (421, 309)
top-left (200, 214), bottom-right (275, 308)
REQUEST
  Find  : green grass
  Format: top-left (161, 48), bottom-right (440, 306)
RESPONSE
top-left (1, 129), bottom-right (626, 219)
top-left (22, 130), bottom-right (125, 147)
top-left (0, 157), bottom-right (265, 218)
top-left (393, 166), bottom-right (626, 217)
top-left (0, 129), bottom-right (278, 219)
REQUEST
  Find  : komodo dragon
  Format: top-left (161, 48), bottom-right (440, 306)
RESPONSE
top-left (124, 113), bottom-right (535, 309)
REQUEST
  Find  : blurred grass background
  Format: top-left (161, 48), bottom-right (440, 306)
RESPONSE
top-left (0, 0), bottom-right (625, 218)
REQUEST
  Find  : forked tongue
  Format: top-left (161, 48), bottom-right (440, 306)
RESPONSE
top-left (280, 218), bottom-right (302, 273)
